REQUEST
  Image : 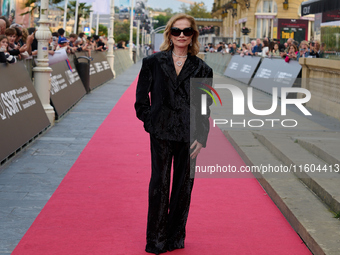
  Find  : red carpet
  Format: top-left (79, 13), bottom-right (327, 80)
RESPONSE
top-left (13, 77), bottom-right (311, 255)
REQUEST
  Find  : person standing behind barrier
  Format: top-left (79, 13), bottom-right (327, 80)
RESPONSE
top-left (261, 40), bottom-right (269, 57)
top-left (93, 35), bottom-right (107, 51)
top-left (252, 38), bottom-right (262, 55)
top-left (309, 41), bottom-right (320, 58)
top-left (269, 42), bottom-right (280, 57)
top-left (0, 19), bottom-right (6, 35)
top-left (0, 16), bottom-right (10, 31)
top-left (240, 43), bottom-right (250, 56)
top-left (297, 40), bottom-right (310, 60)
top-left (68, 34), bottom-right (79, 51)
top-left (57, 28), bottom-right (66, 44)
top-left (26, 27), bottom-right (37, 56)
top-left (84, 37), bottom-right (95, 58)
top-left (217, 42), bottom-right (223, 52)
top-left (56, 37), bottom-right (72, 54)
top-left (79, 33), bottom-right (87, 46)
top-left (246, 43), bottom-right (254, 56)
top-left (285, 44), bottom-right (298, 63)
top-left (280, 38), bottom-right (294, 58)
top-left (135, 13), bottom-right (213, 255)
top-left (230, 42), bottom-right (238, 55)
top-left (0, 35), bottom-right (16, 63)
top-left (5, 27), bottom-right (27, 60)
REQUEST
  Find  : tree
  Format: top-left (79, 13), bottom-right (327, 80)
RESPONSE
top-left (163, 8), bottom-right (174, 16)
top-left (58, 1), bottom-right (92, 34)
top-left (92, 24), bottom-right (108, 37)
top-left (153, 14), bottom-right (171, 30)
top-left (179, 2), bottom-right (212, 18)
top-left (150, 7), bottom-right (175, 30)
top-left (21, 0), bottom-right (63, 27)
top-left (114, 21), bottom-right (137, 44)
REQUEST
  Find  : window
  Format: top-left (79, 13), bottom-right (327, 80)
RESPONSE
top-left (255, 0), bottom-right (277, 39)
top-left (256, 0), bottom-right (277, 13)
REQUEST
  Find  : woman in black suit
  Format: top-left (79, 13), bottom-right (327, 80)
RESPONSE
top-left (135, 13), bottom-right (213, 255)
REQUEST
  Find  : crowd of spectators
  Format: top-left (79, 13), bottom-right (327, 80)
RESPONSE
top-left (204, 37), bottom-right (326, 62)
top-left (199, 26), bottom-right (215, 35)
top-left (0, 15), bottom-right (115, 64)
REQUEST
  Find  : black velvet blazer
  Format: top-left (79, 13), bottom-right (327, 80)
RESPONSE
top-left (135, 50), bottom-right (213, 147)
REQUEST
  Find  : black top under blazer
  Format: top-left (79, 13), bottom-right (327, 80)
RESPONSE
top-left (135, 50), bottom-right (213, 147)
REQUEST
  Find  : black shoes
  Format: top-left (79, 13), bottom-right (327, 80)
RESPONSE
top-left (167, 241), bottom-right (184, 252)
top-left (145, 242), bottom-right (185, 254)
top-left (145, 243), bottom-right (167, 255)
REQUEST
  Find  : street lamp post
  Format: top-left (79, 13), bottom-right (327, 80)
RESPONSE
top-left (34, 0), bottom-right (55, 124)
top-left (96, 12), bottom-right (99, 35)
top-left (136, 19), bottom-right (140, 58)
top-left (129, 0), bottom-right (134, 60)
top-left (107, 0), bottom-right (116, 77)
top-left (73, 0), bottom-right (79, 33)
top-left (89, 6), bottom-right (93, 36)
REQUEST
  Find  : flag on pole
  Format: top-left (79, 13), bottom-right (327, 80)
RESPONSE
top-left (79, 0), bottom-right (111, 14)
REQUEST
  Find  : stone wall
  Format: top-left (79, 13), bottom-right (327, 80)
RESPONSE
top-left (299, 58), bottom-right (340, 120)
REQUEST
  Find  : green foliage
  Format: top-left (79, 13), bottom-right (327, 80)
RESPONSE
top-left (113, 21), bottom-right (137, 44)
top-left (321, 26), bottom-right (340, 52)
top-left (179, 2), bottom-right (212, 18)
top-left (92, 24), bottom-right (108, 36)
top-left (58, 1), bottom-right (92, 34)
top-left (153, 14), bottom-right (171, 30)
top-left (114, 21), bottom-right (130, 42)
top-left (151, 7), bottom-right (175, 30)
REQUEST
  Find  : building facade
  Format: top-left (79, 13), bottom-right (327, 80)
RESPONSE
top-left (211, 0), bottom-right (315, 43)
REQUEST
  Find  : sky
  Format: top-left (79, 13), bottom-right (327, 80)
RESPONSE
top-left (140, 0), bottom-right (214, 13)
top-left (78, 0), bottom-right (215, 14)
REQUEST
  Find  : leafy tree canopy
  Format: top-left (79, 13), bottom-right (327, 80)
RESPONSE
top-left (179, 2), bottom-right (212, 18)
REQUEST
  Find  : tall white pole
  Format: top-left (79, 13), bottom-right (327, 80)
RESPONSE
top-left (96, 12), bottom-right (99, 35)
top-left (141, 26), bottom-right (144, 54)
top-left (107, 0), bottom-right (115, 77)
top-left (136, 19), bottom-right (140, 58)
top-left (73, 0), bottom-right (79, 34)
top-left (89, 6), bottom-right (93, 36)
top-left (63, 0), bottom-right (68, 30)
top-left (34, 0), bottom-right (55, 124)
top-left (129, 0), bottom-right (134, 60)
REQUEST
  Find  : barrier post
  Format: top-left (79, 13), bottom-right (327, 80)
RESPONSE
top-left (33, 0), bottom-right (55, 124)
top-left (107, 0), bottom-right (116, 77)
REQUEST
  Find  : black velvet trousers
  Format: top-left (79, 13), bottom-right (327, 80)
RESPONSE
top-left (146, 134), bottom-right (195, 253)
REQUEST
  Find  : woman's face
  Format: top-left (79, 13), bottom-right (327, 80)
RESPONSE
top-left (7, 34), bottom-right (16, 44)
top-left (289, 46), bottom-right (295, 54)
top-left (0, 38), bottom-right (8, 48)
top-left (170, 18), bottom-right (193, 50)
top-left (274, 44), bottom-right (278, 50)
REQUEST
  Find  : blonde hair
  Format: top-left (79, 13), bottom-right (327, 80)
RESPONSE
top-left (300, 40), bottom-right (309, 48)
top-left (21, 28), bottom-right (28, 44)
top-left (159, 13), bottom-right (200, 55)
